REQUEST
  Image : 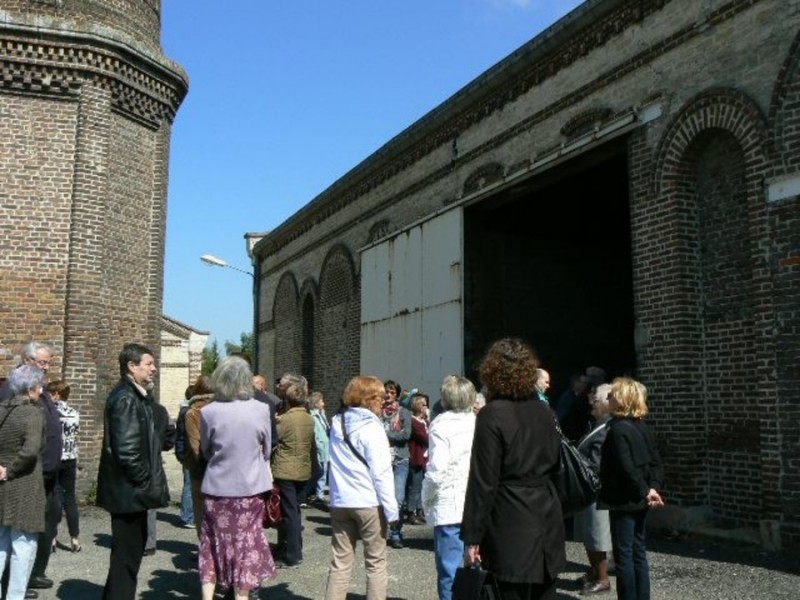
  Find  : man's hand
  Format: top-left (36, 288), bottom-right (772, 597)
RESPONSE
top-left (463, 544), bottom-right (480, 566)
top-left (646, 488), bottom-right (664, 508)
top-left (0, 465), bottom-right (8, 481)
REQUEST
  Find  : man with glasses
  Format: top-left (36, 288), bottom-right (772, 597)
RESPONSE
top-left (0, 342), bottom-right (63, 598)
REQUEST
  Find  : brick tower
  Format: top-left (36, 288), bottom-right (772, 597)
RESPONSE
top-left (0, 1), bottom-right (187, 493)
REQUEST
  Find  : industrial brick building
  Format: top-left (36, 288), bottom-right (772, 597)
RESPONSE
top-left (0, 1), bottom-right (186, 490)
top-left (253, 0), bottom-right (800, 545)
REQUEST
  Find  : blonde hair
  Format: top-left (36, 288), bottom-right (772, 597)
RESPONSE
top-left (342, 376), bottom-right (384, 414)
top-left (609, 377), bottom-right (649, 419)
top-left (309, 391), bottom-right (324, 409)
top-left (410, 394), bottom-right (428, 416)
top-left (440, 375), bottom-right (476, 413)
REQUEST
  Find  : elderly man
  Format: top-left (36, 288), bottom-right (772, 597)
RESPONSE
top-left (96, 343), bottom-right (169, 600)
top-left (0, 343), bottom-right (63, 596)
top-left (534, 368), bottom-right (551, 406)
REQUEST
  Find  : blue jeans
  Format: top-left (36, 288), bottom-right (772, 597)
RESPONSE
top-left (610, 509), bottom-right (650, 600)
top-left (406, 466), bottom-right (425, 512)
top-left (180, 467), bottom-right (194, 525)
top-left (315, 459), bottom-right (328, 499)
top-left (390, 458), bottom-right (409, 540)
top-left (0, 526), bottom-right (37, 599)
top-left (434, 524), bottom-right (463, 600)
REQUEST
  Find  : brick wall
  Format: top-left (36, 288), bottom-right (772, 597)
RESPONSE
top-left (0, 1), bottom-right (186, 497)
top-left (1, 0), bottom-right (162, 55)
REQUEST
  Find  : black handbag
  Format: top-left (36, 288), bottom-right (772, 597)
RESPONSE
top-left (554, 426), bottom-right (601, 515)
top-left (452, 562), bottom-right (501, 600)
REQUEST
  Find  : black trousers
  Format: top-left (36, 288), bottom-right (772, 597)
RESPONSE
top-left (56, 459), bottom-right (80, 538)
top-left (496, 576), bottom-right (557, 600)
top-left (31, 474), bottom-right (59, 579)
top-left (102, 511), bottom-right (147, 600)
top-left (275, 479), bottom-right (305, 564)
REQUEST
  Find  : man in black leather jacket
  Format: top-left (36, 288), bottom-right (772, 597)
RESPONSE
top-left (96, 343), bottom-right (169, 600)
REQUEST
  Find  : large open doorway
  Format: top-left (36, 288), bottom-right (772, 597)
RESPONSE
top-left (463, 138), bottom-right (635, 400)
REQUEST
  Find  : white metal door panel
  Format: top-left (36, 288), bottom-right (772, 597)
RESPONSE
top-left (360, 240), bottom-right (390, 323)
top-left (388, 226), bottom-right (423, 317)
top-left (421, 301), bottom-right (463, 397)
top-left (361, 208), bottom-right (463, 397)
top-left (421, 209), bottom-right (462, 308)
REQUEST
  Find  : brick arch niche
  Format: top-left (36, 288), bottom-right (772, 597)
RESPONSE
top-left (648, 89), bottom-right (775, 528)
top-left (316, 245), bottom-right (360, 408)
top-left (272, 271), bottom-right (301, 379)
top-left (299, 279), bottom-right (319, 389)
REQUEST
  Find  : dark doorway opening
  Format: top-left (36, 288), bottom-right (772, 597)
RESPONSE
top-left (464, 139), bottom-right (636, 400)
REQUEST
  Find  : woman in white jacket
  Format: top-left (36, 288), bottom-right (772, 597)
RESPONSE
top-left (422, 376), bottom-right (477, 600)
top-left (325, 376), bottom-right (399, 600)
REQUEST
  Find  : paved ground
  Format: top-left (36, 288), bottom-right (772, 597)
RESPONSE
top-left (34, 501), bottom-right (800, 600)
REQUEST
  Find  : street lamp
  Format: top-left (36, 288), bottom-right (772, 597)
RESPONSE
top-left (200, 253), bottom-right (253, 278)
top-left (200, 253), bottom-right (258, 368)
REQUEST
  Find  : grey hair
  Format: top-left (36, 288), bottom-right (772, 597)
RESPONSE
top-left (22, 342), bottom-right (53, 361)
top-left (211, 356), bottom-right (254, 402)
top-left (594, 383), bottom-right (612, 405)
top-left (440, 375), bottom-right (476, 413)
top-left (281, 373), bottom-right (308, 407)
top-left (535, 368), bottom-right (548, 382)
top-left (8, 365), bottom-right (45, 396)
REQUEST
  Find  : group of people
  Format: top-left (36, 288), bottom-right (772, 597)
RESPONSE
top-left (0, 337), bottom-right (665, 600)
top-left (0, 342), bottom-right (81, 600)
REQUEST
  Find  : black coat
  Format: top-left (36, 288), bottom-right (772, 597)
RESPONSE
top-left (461, 397), bottom-right (565, 584)
top-left (96, 377), bottom-right (169, 514)
top-left (597, 417), bottom-right (664, 512)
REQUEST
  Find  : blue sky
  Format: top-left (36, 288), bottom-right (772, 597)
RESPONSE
top-left (161, 0), bottom-right (584, 349)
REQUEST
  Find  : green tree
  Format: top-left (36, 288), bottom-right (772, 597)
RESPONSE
top-left (201, 339), bottom-right (220, 375)
top-left (224, 331), bottom-right (254, 361)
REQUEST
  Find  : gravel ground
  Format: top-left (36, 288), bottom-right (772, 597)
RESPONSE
top-left (34, 504), bottom-right (799, 599)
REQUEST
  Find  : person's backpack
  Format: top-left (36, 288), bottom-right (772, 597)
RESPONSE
top-left (175, 404), bottom-right (189, 463)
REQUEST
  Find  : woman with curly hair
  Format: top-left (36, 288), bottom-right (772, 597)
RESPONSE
top-left (461, 338), bottom-right (565, 600)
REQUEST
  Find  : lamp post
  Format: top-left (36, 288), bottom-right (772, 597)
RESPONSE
top-left (200, 254), bottom-right (253, 278)
top-left (200, 253), bottom-right (257, 368)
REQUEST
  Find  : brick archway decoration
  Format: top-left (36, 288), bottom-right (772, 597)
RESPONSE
top-left (299, 278), bottom-right (319, 387)
top-left (272, 271), bottom-right (301, 377)
top-left (316, 244), bottom-right (360, 408)
top-left (654, 87), bottom-right (772, 195)
top-left (769, 29), bottom-right (800, 171)
top-left (318, 244), bottom-right (358, 308)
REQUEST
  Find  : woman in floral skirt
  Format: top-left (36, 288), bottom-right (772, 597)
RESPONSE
top-left (199, 356), bottom-right (276, 600)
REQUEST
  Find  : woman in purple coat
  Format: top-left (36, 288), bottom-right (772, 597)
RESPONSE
top-left (199, 357), bottom-right (276, 600)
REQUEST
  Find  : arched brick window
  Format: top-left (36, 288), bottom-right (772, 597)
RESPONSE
top-left (299, 278), bottom-right (318, 388)
top-left (272, 271), bottom-right (301, 378)
top-left (649, 89), bottom-right (772, 525)
top-left (315, 245), bottom-right (360, 405)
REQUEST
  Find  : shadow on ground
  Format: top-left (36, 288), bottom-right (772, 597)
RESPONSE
top-left (56, 579), bottom-right (102, 599)
top-left (647, 534), bottom-right (800, 576)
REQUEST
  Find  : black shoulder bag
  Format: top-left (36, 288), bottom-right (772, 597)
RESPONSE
top-left (553, 419), bottom-right (602, 516)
